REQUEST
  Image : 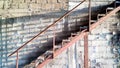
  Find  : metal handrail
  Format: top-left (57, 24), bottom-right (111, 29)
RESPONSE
top-left (8, 0), bottom-right (86, 57)
top-left (37, 6), bottom-right (120, 68)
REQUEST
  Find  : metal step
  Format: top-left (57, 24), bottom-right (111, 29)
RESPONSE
top-left (71, 33), bottom-right (79, 37)
top-left (25, 49), bottom-right (54, 67)
top-left (54, 44), bottom-right (62, 51)
top-left (35, 54), bottom-right (46, 67)
top-left (45, 49), bottom-right (53, 54)
top-left (68, 32), bottom-right (81, 40)
top-left (90, 20), bottom-right (97, 23)
top-left (77, 32), bottom-right (81, 35)
top-left (97, 14), bottom-right (106, 20)
top-left (107, 7), bottom-right (114, 10)
top-left (98, 14), bottom-right (106, 16)
top-left (106, 7), bottom-right (114, 14)
top-left (68, 37), bottom-right (73, 40)
top-left (24, 53), bottom-right (46, 68)
top-left (80, 26), bottom-right (88, 31)
top-left (62, 39), bottom-right (70, 46)
top-left (44, 49), bottom-right (53, 58)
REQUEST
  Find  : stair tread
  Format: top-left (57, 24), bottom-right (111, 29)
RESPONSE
top-left (54, 45), bottom-right (62, 48)
top-left (71, 33), bottom-right (79, 36)
top-left (98, 14), bottom-right (106, 16)
top-left (45, 49), bottom-right (53, 54)
top-left (80, 26), bottom-right (88, 28)
top-left (90, 20), bottom-right (97, 23)
top-left (107, 7), bottom-right (114, 10)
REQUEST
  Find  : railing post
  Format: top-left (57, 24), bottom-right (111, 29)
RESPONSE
top-left (8, 0), bottom-right (86, 57)
top-left (84, 32), bottom-right (88, 68)
top-left (53, 25), bottom-right (56, 58)
top-left (114, 0), bottom-right (116, 8)
top-left (16, 51), bottom-right (19, 68)
top-left (89, 0), bottom-right (91, 31)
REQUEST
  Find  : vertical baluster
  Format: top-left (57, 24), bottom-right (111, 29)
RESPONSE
top-left (114, 0), bottom-right (116, 8)
top-left (53, 25), bottom-right (56, 58)
top-left (84, 33), bottom-right (88, 68)
top-left (16, 51), bottom-right (19, 68)
top-left (89, 0), bottom-right (91, 31)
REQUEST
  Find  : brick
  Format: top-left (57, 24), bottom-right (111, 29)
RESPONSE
top-left (0, 1), bottom-right (4, 9)
top-left (58, 0), bottom-right (68, 3)
top-left (4, 1), bottom-right (11, 9)
top-left (19, 3), bottom-right (28, 9)
top-left (11, 3), bottom-right (19, 9)
top-left (53, 3), bottom-right (61, 10)
top-left (42, 3), bottom-right (52, 10)
top-left (61, 3), bottom-right (68, 9)
top-left (29, 3), bottom-right (41, 9)
top-left (36, 0), bottom-right (47, 3)
top-left (13, 0), bottom-right (25, 3)
top-left (25, 0), bottom-right (37, 3)
top-left (47, 0), bottom-right (57, 3)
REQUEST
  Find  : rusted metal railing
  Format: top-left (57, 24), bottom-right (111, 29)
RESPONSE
top-left (8, 0), bottom-right (120, 67)
top-left (37, 6), bottom-right (120, 68)
top-left (8, 0), bottom-right (86, 68)
top-left (8, 0), bottom-right (86, 57)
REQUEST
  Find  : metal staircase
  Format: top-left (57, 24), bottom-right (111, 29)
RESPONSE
top-left (8, 0), bottom-right (120, 68)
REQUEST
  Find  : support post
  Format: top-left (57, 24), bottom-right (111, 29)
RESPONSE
top-left (84, 32), bottom-right (88, 68)
top-left (16, 51), bottom-right (19, 68)
top-left (89, 0), bottom-right (91, 31)
top-left (114, 0), bottom-right (116, 8)
top-left (53, 25), bottom-right (56, 58)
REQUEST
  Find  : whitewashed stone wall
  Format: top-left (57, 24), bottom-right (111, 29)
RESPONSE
top-left (43, 9), bottom-right (120, 68)
top-left (0, 0), bottom-right (117, 68)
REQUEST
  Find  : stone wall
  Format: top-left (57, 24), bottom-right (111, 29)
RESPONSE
top-left (0, 0), bottom-right (69, 68)
top-left (0, 0), bottom-right (68, 18)
top-left (0, 0), bottom-right (117, 68)
top-left (89, 13), bottom-right (120, 68)
top-left (0, 0), bottom-right (115, 18)
top-left (0, 14), bottom-right (68, 68)
top-left (43, 12), bottom-right (120, 68)
top-left (43, 43), bottom-right (82, 68)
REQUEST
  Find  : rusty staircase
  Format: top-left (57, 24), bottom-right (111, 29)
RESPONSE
top-left (8, 0), bottom-right (120, 68)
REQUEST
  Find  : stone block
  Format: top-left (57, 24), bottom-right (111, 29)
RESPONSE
top-left (42, 3), bottom-right (52, 10)
top-left (47, 0), bottom-right (57, 3)
top-left (13, 0), bottom-right (25, 3)
top-left (61, 3), bottom-right (68, 9)
top-left (0, 1), bottom-right (4, 9)
top-left (25, 0), bottom-right (36, 3)
top-left (29, 4), bottom-right (41, 9)
top-left (11, 3), bottom-right (19, 9)
top-left (24, 0), bottom-right (31, 3)
top-left (58, 0), bottom-right (68, 3)
top-left (19, 3), bottom-right (28, 9)
top-left (4, 1), bottom-right (11, 9)
top-left (53, 3), bottom-right (61, 10)
top-left (36, 0), bottom-right (48, 3)
top-left (36, 0), bottom-right (47, 3)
